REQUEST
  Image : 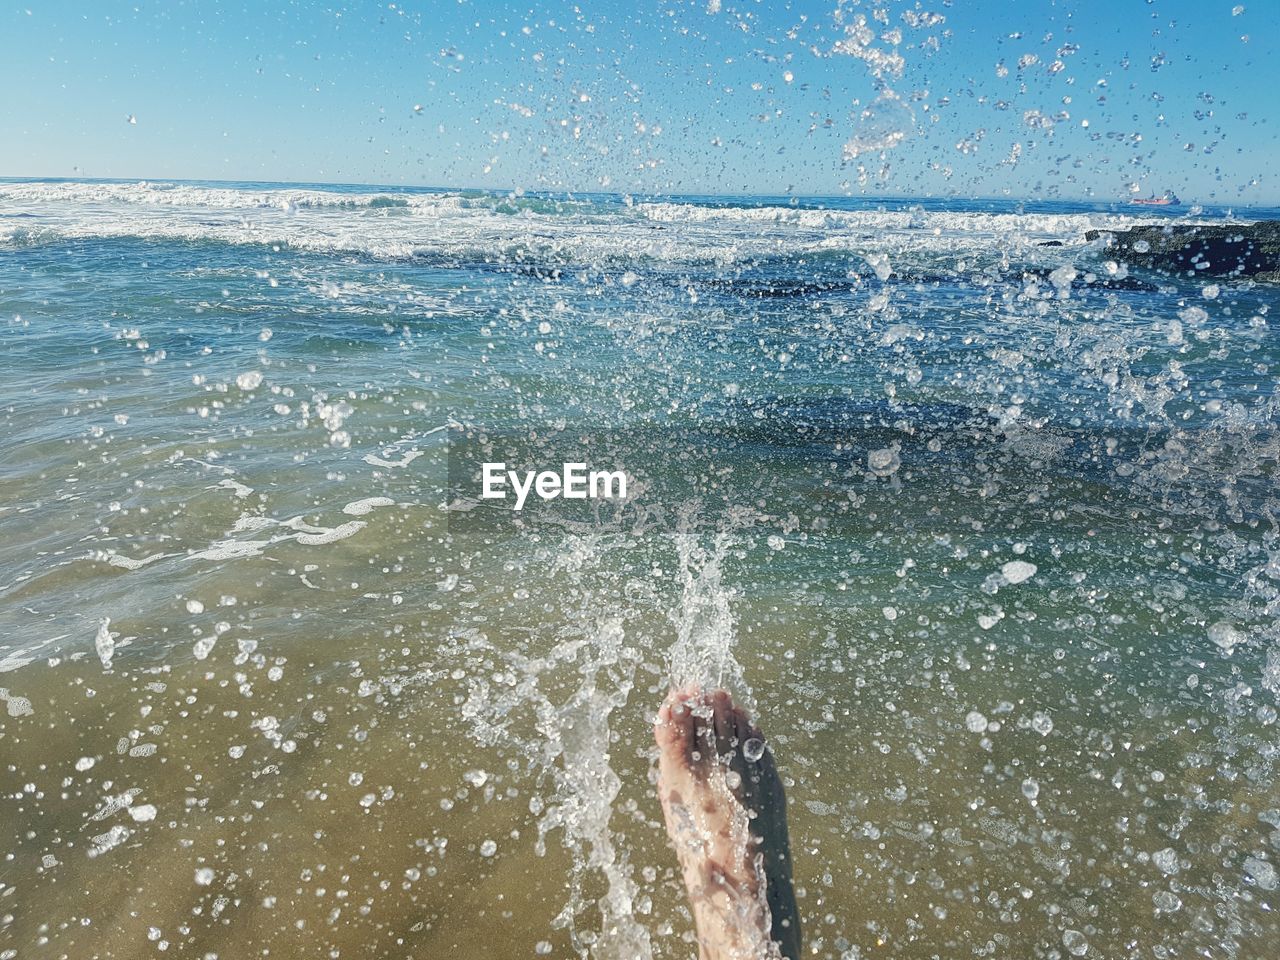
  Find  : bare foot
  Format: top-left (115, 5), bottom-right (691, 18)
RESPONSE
top-left (654, 685), bottom-right (801, 960)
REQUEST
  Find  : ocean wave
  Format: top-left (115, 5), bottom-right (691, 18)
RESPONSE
top-left (0, 180), bottom-right (432, 211)
top-left (0, 180), bottom-right (1225, 271)
top-left (0, 180), bottom-right (614, 218)
top-left (636, 199), bottom-right (1168, 239)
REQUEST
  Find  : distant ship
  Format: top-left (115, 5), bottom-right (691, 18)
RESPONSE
top-left (1130, 191), bottom-right (1180, 206)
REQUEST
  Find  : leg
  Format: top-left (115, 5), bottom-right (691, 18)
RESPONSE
top-left (654, 686), bottom-right (801, 960)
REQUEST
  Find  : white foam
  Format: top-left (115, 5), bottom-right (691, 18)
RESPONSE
top-left (0, 179), bottom-right (1216, 270)
top-left (0, 180), bottom-right (471, 212)
top-left (188, 539), bottom-right (271, 562)
top-left (181, 509), bottom-right (374, 565)
top-left (103, 550), bottom-right (171, 570)
top-left (363, 449), bottom-right (422, 469)
top-left (230, 515), bottom-right (278, 533)
top-left (0, 688), bottom-right (34, 717)
top-left (95, 619), bottom-right (117, 670)
top-left (0, 634), bottom-right (64, 674)
top-left (87, 825), bottom-right (131, 858)
top-left (294, 520), bottom-right (366, 545)
top-left (343, 497), bottom-right (395, 516)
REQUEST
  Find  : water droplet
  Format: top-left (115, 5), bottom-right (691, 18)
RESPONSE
top-left (868, 446), bottom-right (901, 476)
top-left (129, 804), bottom-right (157, 822)
top-left (1153, 847), bottom-right (1179, 875)
top-left (1243, 855), bottom-right (1277, 890)
top-left (1208, 621), bottom-right (1241, 654)
top-left (1000, 560), bottom-right (1037, 584)
top-left (1062, 929), bottom-right (1089, 956)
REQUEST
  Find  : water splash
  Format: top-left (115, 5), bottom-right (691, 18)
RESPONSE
top-left (456, 535), bottom-right (653, 959)
top-left (668, 531), bottom-right (752, 713)
top-left (535, 616), bottom-right (651, 960)
top-left (449, 521), bottom-right (762, 957)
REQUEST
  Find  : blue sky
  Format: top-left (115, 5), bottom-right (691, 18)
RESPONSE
top-left (2, 0), bottom-right (1276, 203)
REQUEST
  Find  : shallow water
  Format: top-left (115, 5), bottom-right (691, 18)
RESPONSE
top-left (1, 179), bottom-right (1278, 959)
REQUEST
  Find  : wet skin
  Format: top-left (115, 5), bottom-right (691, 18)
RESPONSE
top-left (654, 686), bottom-right (801, 960)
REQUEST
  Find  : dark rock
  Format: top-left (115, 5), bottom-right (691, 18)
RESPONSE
top-left (1037, 240), bottom-right (1064, 247)
top-left (1084, 221), bottom-right (1280, 282)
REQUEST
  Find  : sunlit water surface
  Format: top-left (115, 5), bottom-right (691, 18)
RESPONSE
top-left (2, 180), bottom-right (1279, 959)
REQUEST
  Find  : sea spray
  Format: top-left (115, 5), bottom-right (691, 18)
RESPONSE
top-left (453, 524), bottom-right (760, 957)
top-left (95, 618), bottom-right (116, 670)
top-left (668, 531), bottom-right (753, 713)
top-left (457, 534), bottom-right (653, 959)
top-left (535, 617), bottom-right (651, 960)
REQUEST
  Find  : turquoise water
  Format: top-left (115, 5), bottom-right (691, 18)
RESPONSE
top-left (1, 179), bottom-right (1278, 958)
